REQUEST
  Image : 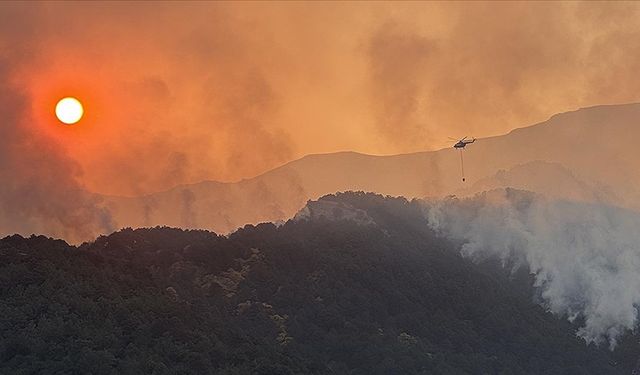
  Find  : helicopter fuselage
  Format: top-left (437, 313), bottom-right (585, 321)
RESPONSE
top-left (453, 139), bottom-right (475, 149)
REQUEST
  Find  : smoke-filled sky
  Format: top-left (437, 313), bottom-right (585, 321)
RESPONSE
top-left (3, 2), bottom-right (640, 197)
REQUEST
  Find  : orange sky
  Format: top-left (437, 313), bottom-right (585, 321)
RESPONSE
top-left (4, 2), bottom-right (640, 196)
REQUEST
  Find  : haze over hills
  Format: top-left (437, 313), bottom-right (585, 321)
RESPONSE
top-left (102, 103), bottom-right (640, 235)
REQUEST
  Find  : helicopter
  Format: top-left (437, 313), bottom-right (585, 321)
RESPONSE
top-left (449, 137), bottom-right (476, 182)
top-left (452, 136), bottom-right (476, 149)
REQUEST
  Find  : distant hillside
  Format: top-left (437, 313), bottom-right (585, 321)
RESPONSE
top-left (461, 161), bottom-right (621, 205)
top-left (1, 192), bottom-right (636, 374)
top-left (102, 103), bottom-right (640, 235)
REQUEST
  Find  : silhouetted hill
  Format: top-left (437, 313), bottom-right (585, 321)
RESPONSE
top-left (101, 103), bottom-right (640, 237)
top-left (1, 192), bottom-right (634, 374)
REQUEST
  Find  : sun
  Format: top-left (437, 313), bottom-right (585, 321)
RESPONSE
top-left (55, 97), bottom-right (84, 124)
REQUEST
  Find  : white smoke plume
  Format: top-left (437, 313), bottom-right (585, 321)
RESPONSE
top-left (426, 188), bottom-right (640, 348)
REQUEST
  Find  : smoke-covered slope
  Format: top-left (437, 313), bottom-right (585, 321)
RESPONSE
top-left (425, 188), bottom-right (640, 347)
top-left (1, 192), bottom-right (634, 374)
top-left (102, 103), bottom-right (640, 235)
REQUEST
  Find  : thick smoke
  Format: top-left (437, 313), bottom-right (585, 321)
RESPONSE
top-left (0, 7), bottom-right (113, 243)
top-left (5, 3), bottom-right (640, 196)
top-left (0, 85), bottom-right (114, 242)
top-left (366, 2), bottom-right (640, 151)
top-left (426, 188), bottom-right (640, 348)
top-left (368, 23), bottom-right (434, 148)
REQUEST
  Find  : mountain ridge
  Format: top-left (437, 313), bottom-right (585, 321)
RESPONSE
top-left (102, 102), bottom-right (640, 200)
top-left (95, 102), bottom-right (640, 239)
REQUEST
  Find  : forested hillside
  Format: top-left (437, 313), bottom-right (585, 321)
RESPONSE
top-left (1, 192), bottom-right (636, 374)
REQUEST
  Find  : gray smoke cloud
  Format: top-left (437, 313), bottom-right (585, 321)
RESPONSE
top-left (426, 188), bottom-right (640, 348)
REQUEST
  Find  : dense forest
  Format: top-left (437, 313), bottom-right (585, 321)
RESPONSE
top-left (1, 192), bottom-right (638, 374)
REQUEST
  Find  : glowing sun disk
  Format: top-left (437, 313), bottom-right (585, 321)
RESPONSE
top-left (55, 97), bottom-right (84, 124)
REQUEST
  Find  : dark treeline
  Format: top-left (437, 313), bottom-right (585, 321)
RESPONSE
top-left (1, 192), bottom-right (637, 374)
